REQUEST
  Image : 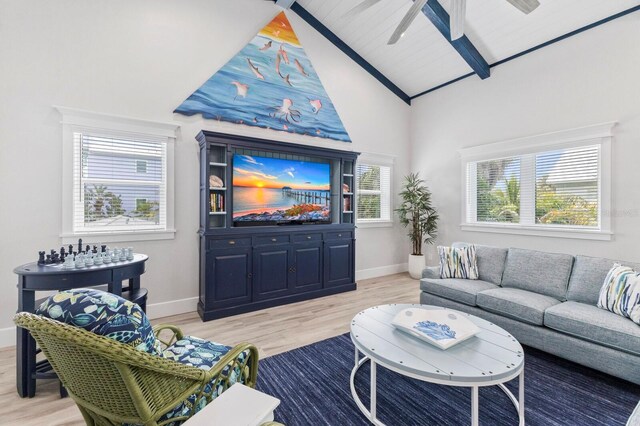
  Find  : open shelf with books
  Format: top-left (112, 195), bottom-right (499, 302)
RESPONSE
top-left (342, 160), bottom-right (355, 224)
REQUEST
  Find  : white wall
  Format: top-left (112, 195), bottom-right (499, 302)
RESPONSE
top-left (410, 12), bottom-right (640, 264)
top-left (0, 0), bottom-right (411, 346)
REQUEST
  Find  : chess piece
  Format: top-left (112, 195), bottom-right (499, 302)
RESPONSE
top-left (119, 249), bottom-right (126, 261)
top-left (37, 251), bottom-right (46, 266)
top-left (85, 253), bottom-right (94, 267)
top-left (111, 250), bottom-right (119, 263)
top-left (126, 247), bottom-right (134, 261)
top-left (103, 251), bottom-right (112, 264)
top-left (68, 244), bottom-right (74, 255)
top-left (45, 254), bottom-right (52, 264)
top-left (77, 238), bottom-right (83, 254)
top-left (92, 245), bottom-right (98, 254)
top-left (75, 253), bottom-right (85, 268)
top-left (94, 252), bottom-right (103, 265)
top-left (63, 255), bottom-right (75, 269)
top-left (60, 247), bottom-right (66, 261)
top-left (86, 245), bottom-right (90, 253)
top-left (101, 244), bottom-right (107, 253)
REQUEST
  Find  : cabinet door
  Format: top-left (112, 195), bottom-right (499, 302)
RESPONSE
top-left (253, 246), bottom-right (291, 300)
top-left (324, 240), bottom-right (354, 288)
top-left (206, 248), bottom-right (252, 309)
top-left (291, 242), bottom-right (323, 292)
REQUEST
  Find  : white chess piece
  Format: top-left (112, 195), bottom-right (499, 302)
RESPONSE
top-left (94, 253), bottom-right (103, 265)
top-left (104, 251), bottom-right (111, 264)
top-left (111, 249), bottom-right (119, 263)
top-left (85, 253), bottom-right (94, 267)
top-left (63, 255), bottom-right (75, 269)
top-left (119, 249), bottom-right (126, 261)
top-left (75, 253), bottom-right (85, 268)
top-left (126, 247), bottom-right (134, 261)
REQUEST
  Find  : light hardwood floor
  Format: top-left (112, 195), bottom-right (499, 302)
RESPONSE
top-left (0, 273), bottom-right (419, 425)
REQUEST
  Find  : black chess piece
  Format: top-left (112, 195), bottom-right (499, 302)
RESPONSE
top-left (93, 245), bottom-right (98, 254)
top-left (60, 247), bottom-right (66, 261)
top-left (37, 251), bottom-right (46, 265)
top-left (68, 244), bottom-right (74, 255)
top-left (45, 254), bottom-right (52, 264)
top-left (52, 253), bottom-right (60, 263)
top-left (77, 239), bottom-right (83, 254)
top-left (101, 245), bottom-right (107, 253)
top-left (86, 245), bottom-right (90, 253)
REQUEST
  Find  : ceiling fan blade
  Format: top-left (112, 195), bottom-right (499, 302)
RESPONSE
top-left (388, 0), bottom-right (428, 45)
top-left (505, 0), bottom-right (540, 14)
top-left (343, 0), bottom-right (383, 21)
top-left (450, 0), bottom-right (466, 40)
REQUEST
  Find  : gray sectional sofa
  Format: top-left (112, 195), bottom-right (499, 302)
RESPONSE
top-left (420, 242), bottom-right (640, 385)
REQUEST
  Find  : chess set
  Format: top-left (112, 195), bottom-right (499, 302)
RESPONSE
top-left (37, 239), bottom-right (134, 270)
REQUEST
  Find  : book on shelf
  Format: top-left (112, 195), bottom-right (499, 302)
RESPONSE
top-left (209, 193), bottom-right (225, 212)
top-left (391, 308), bottom-right (480, 350)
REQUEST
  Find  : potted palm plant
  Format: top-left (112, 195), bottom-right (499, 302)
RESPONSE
top-left (396, 173), bottom-right (439, 279)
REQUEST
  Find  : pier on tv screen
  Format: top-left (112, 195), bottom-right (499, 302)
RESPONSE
top-left (232, 154), bottom-right (331, 224)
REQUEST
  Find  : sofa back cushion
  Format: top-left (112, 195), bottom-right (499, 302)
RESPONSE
top-left (501, 248), bottom-right (574, 300)
top-left (452, 242), bottom-right (508, 285)
top-left (567, 255), bottom-right (640, 305)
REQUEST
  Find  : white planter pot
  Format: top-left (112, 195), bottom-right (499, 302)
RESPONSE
top-left (408, 254), bottom-right (425, 279)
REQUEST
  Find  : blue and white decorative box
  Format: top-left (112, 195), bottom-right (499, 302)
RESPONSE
top-left (392, 308), bottom-right (481, 350)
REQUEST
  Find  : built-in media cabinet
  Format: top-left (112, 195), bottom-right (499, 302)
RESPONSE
top-left (197, 131), bottom-right (359, 321)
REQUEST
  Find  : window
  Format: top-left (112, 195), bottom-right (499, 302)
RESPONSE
top-left (461, 123), bottom-right (614, 240)
top-left (356, 156), bottom-right (393, 225)
top-left (57, 107), bottom-right (179, 242)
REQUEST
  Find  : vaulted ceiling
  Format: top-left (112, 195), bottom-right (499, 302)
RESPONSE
top-left (290, 0), bottom-right (640, 102)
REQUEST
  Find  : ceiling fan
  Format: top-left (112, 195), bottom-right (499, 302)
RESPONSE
top-left (343, 0), bottom-right (540, 44)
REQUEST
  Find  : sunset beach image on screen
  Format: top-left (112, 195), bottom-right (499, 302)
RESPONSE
top-left (232, 154), bottom-right (331, 224)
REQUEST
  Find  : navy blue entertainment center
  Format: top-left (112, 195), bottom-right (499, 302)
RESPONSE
top-left (197, 131), bottom-right (359, 321)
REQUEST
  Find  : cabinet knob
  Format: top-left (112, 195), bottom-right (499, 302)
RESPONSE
top-left (248, 272), bottom-right (253, 278)
top-left (338, 234), bottom-right (342, 237)
top-left (306, 236), bottom-right (311, 239)
top-left (271, 238), bottom-right (277, 242)
top-left (229, 240), bottom-right (235, 245)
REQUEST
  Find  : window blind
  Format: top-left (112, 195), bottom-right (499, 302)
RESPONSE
top-left (466, 144), bottom-right (600, 229)
top-left (72, 130), bottom-right (167, 233)
top-left (356, 163), bottom-right (391, 222)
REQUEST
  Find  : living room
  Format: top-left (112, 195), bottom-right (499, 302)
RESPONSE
top-left (1, 0), bottom-right (639, 425)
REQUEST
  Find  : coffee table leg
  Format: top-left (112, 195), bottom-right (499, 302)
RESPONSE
top-left (370, 360), bottom-right (377, 421)
top-left (519, 365), bottom-right (525, 425)
top-left (471, 386), bottom-right (479, 426)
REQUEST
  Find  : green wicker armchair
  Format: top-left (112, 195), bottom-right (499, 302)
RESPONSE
top-left (14, 312), bottom-right (264, 426)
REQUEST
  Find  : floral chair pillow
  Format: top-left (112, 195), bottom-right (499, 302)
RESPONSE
top-left (36, 288), bottom-right (162, 356)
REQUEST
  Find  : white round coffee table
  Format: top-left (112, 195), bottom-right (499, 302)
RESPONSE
top-left (350, 304), bottom-right (525, 426)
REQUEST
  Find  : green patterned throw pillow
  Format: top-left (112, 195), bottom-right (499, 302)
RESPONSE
top-left (438, 245), bottom-right (479, 280)
top-left (597, 263), bottom-right (640, 325)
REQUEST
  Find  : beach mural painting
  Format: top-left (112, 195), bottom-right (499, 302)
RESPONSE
top-left (174, 11), bottom-right (351, 143)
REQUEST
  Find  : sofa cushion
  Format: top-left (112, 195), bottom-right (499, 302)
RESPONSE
top-left (420, 278), bottom-right (498, 306)
top-left (36, 288), bottom-right (161, 356)
top-left (476, 288), bottom-right (561, 326)
top-left (544, 301), bottom-right (640, 356)
top-left (452, 242), bottom-right (508, 285)
top-left (501, 248), bottom-right (574, 300)
top-left (438, 245), bottom-right (479, 279)
top-left (567, 255), bottom-right (640, 305)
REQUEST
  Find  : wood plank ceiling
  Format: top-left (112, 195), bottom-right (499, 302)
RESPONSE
top-left (295, 0), bottom-right (640, 98)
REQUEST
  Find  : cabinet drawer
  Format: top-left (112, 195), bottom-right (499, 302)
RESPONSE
top-left (208, 237), bottom-right (251, 249)
top-left (292, 233), bottom-right (322, 243)
top-left (325, 231), bottom-right (352, 240)
top-left (254, 235), bottom-right (290, 245)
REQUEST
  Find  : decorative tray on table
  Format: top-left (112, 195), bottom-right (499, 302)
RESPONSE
top-left (392, 308), bottom-right (481, 350)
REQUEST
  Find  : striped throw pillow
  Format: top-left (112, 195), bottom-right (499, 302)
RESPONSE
top-left (597, 263), bottom-right (640, 325)
top-left (438, 245), bottom-right (479, 280)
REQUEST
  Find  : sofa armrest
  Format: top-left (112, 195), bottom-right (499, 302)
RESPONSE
top-left (422, 266), bottom-right (440, 279)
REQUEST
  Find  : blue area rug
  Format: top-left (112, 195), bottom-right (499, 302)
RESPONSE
top-left (255, 333), bottom-right (640, 425)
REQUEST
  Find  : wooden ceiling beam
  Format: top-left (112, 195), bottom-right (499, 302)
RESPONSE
top-left (421, 0), bottom-right (490, 79)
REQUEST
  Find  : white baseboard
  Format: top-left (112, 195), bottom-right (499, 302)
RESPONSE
top-left (0, 266), bottom-right (406, 349)
top-left (146, 296), bottom-right (199, 321)
top-left (356, 262), bottom-right (408, 281)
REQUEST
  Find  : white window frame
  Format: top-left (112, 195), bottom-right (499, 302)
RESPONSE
top-left (56, 106), bottom-right (180, 243)
top-left (459, 122), bottom-right (615, 241)
top-left (356, 153), bottom-right (394, 228)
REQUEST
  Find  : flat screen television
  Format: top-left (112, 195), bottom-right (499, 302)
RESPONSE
top-left (232, 154), bottom-right (331, 226)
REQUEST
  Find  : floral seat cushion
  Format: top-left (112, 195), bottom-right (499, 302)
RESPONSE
top-left (159, 336), bottom-right (249, 424)
top-left (36, 288), bottom-right (161, 356)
